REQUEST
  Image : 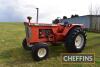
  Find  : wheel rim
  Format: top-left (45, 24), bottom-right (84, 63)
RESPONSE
top-left (75, 34), bottom-right (84, 49)
top-left (38, 48), bottom-right (47, 58)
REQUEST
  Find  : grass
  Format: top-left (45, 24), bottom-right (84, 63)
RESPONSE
top-left (0, 22), bottom-right (100, 67)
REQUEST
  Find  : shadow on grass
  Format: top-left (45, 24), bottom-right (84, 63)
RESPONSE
top-left (0, 42), bottom-right (100, 66)
top-left (0, 45), bottom-right (66, 65)
top-left (0, 47), bottom-right (33, 65)
top-left (48, 45), bottom-right (66, 58)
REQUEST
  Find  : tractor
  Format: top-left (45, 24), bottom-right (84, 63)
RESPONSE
top-left (22, 16), bottom-right (87, 61)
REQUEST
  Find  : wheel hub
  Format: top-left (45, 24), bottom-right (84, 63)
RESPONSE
top-left (75, 34), bottom-right (84, 49)
top-left (38, 48), bottom-right (47, 58)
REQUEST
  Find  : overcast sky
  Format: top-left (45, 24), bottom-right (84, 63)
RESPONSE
top-left (0, 0), bottom-right (100, 23)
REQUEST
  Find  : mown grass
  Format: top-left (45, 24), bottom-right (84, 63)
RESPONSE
top-left (0, 23), bottom-right (100, 67)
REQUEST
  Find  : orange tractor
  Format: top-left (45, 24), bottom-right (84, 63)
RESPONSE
top-left (22, 17), bottom-right (87, 61)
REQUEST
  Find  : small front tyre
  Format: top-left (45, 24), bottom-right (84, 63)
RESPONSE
top-left (22, 38), bottom-right (31, 50)
top-left (31, 43), bottom-right (49, 61)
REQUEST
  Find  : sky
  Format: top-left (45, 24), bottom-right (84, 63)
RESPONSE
top-left (0, 0), bottom-right (100, 23)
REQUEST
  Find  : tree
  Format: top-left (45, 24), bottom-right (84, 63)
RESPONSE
top-left (71, 14), bottom-right (79, 18)
top-left (89, 4), bottom-right (100, 32)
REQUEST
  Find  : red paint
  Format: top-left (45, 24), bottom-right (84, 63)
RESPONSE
top-left (24, 22), bottom-right (84, 45)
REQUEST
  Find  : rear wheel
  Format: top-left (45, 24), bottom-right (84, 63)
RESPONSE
top-left (64, 27), bottom-right (87, 52)
top-left (31, 43), bottom-right (49, 61)
top-left (22, 38), bottom-right (31, 50)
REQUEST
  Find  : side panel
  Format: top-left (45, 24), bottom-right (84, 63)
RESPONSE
top-left (28, 26), bottom-right (58, 43)
top-left (25, 23), bottom-right (84, 44)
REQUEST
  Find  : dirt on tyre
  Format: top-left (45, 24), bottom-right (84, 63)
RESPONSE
top-left (22, 38), bottom-right (31, 50)
top-left (64, 27), bottom-right (87, 53)
top-left (31, 43), bottom-right (49, 61)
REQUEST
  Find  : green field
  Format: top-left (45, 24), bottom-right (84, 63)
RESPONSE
top-left (0, 23), bottom-right (100, 67)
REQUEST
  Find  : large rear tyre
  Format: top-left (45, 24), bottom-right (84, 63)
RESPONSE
top-left (31, 43), bottom-right (49, 61)
top-left (64, 27), bottom-right (87, 53)
top-left (22, 38), bottom-right (31, 50)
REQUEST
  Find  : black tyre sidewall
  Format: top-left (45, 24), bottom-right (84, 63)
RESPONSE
top-left (22, 38), bottom-right (31, 50)
top-left (32, 44), bottom-right (49, 61)
top-left (65, 28), bottom-right (86, 53)
top-left (73, 32), bottom-right (86, 52)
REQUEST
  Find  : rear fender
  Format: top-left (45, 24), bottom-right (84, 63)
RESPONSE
top-left (62, 24), bottom-right (83, 36)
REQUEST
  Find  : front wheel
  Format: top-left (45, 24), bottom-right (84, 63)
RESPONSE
top-left (64, 27), bottom-right (87, 53)
top-left (22, 38), bottom-right (31, 50)
top-left (31, 43), bottom-right (49, 61)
